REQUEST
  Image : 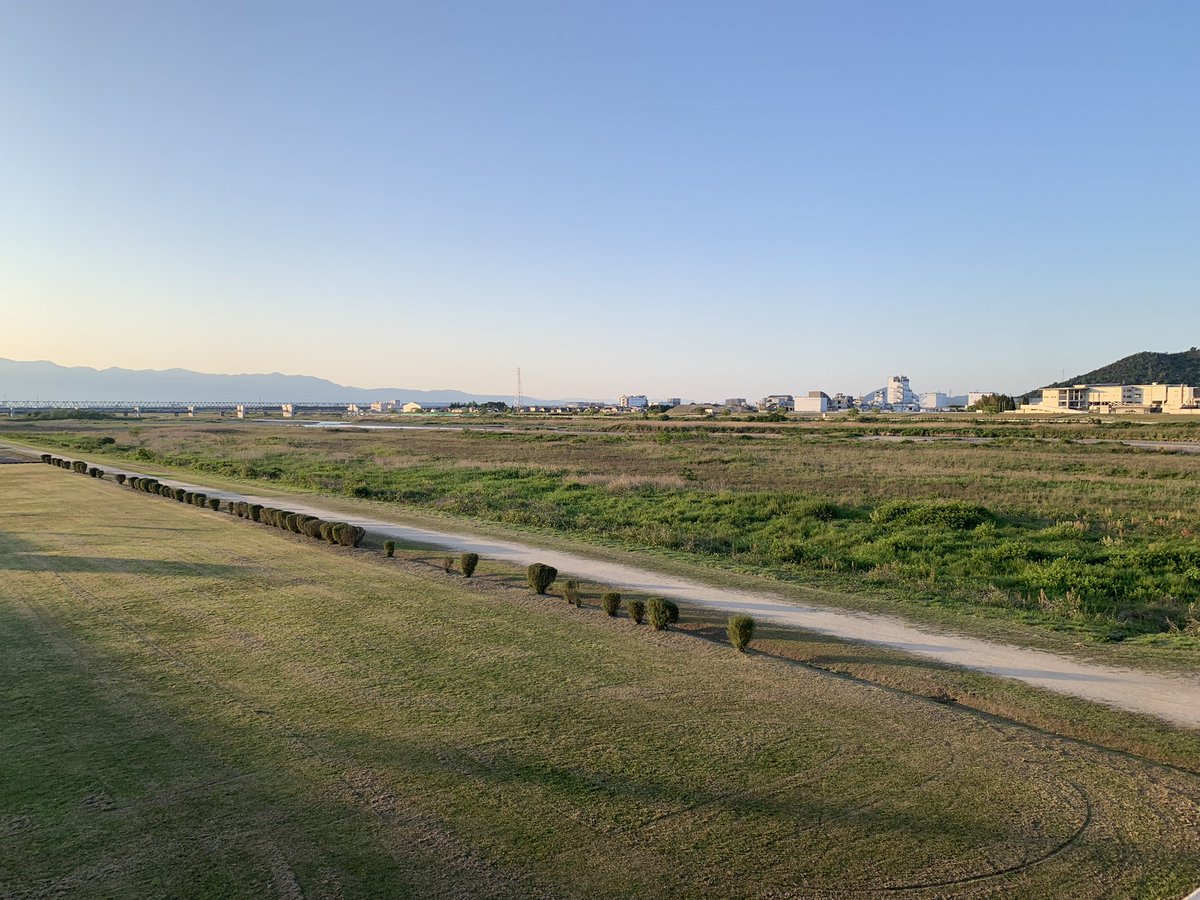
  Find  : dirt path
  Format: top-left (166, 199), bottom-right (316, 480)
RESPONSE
top-left (15, 445), bottom-right (1200, 729)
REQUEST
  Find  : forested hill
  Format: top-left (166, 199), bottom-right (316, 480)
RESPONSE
top-left (1047, 348), bottom-right (1200, 387)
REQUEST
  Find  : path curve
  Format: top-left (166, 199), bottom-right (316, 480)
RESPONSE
top-left (14, 445), bottom-right (1200, 729)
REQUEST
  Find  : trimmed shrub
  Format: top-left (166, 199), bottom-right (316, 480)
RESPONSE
top-left (332, 524), bottom-right (365, 547)
top-left (207, 497), bottom-right (220, 511)
top-left (384, 540), bottom-right (395, 557)
top-left (526, 563), bottom-right (557, 595)
top-left (115, 473), bottom-right (126, 485)
top-left (301, 518), bottom-right (325, 538)
top-left (628, 598), bottom-right (645, 624)
top-left (283, 514), bottom-right (299, 532)
top-left (664, 599), bottom-right (680, 624)
top-left (184, 491), bottom-right (194, 504)
top-left (442, 555), bottom-right (455, 573)
top-left (647, 597), bottom-right (671, 630)
top-left (319, 522), bottom-right (338, 543)
top-left (87, 467), bottom-right (99, 477)
top-left (40, 454), bottom-right (51, 464)
top-left (193, 493), bottom-right (207, 507)
top-left (72, 460), bottom-right (88, 473)
top-left (259, 507), bottom-right (276, 525)
top-left (460, 552), bottom-right (479, 577)
top-left (727, 615), bottom-right (755, 651)
top-left (95, 470), bottom-right (104, 479)
top-left (601, 592), bottom-right (621, 617)
top-left (563, 579), bottom-right (580, 605)
top-left (249, 504), bottom-right (263, 523)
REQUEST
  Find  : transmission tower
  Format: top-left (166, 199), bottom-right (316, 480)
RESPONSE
top-left (515, 367), bottom-right (523, 411)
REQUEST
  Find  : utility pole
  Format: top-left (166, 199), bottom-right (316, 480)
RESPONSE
top-left (515, 367), bottom-right (523, 412)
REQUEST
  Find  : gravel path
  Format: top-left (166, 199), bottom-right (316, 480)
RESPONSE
top-left (15, 445), bottom-right (1200, 729)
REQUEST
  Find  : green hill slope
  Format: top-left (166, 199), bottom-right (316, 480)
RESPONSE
top-left (1047, 347), bottom-right (1200, 387)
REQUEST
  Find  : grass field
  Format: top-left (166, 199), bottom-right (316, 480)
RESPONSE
top-left (3, 463), bottom-right (1200, 897)
top-left (9, 414), bottom-right (1200, 655)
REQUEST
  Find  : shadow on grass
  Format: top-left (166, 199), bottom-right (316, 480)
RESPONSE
top-left (0, 554), bottom-right (251, 577)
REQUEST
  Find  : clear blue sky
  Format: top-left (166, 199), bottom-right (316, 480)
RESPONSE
top-left (2, 1), bottom-right (1196, 399)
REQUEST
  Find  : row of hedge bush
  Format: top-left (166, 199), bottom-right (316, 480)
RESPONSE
top-left (41, 454), bottom-right (104, 479)
top-left (226, 500), bottom-right (366, 548)
top-left (521, 561), bottom-right (754, 649)
top-left (42, 454), bottom-right (367, 549)
top-left (39, 453), bottom-right (756, 650)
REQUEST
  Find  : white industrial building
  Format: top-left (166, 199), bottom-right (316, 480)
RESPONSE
top-left (794, 391), bottom-right (829, 413)
top-left (861, 376), bottom-right (920, 412)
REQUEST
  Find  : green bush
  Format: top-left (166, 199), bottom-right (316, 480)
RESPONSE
top-left (284, 514), bottom-right (300, 532)
top-left (727, 615), bottom-right (755, 651)
top-left (664, 599), bottom-right (680, 624)
top-left (87, 467), bottom-right (99, 477)
top-left (301, 518), bottom-right (325, 538)
top-left (563, 579), bottom-right (580, 606)
top-left (384, 540), bottom-right (395, 557)
top-left (193, 493), bottom-right (207, 507)
top-left (799, 500), bottom-right (839, 521)
top-left (249, 504), bottom-right (263, 523)
top-left (870, 499), bottom-right (989, 530)
top-left (115, 473), bottom-right (126, 485)
top-left (647, 597), bottom-right (671, 630)
top-left (40, 454), bottom-right (51, 464)
top-left (332, 524), bottom-right (366, 547)
top-left (601, 592), bottom-right (621, 616)
top-left (526, 563), bottom-right (557, 595)
top-left (320, 522), bottom-right (338, 543)
top-left (207, 497), bottom-right (220, 511)
top-left (460, 552), bottom-right (479, 577)
top-left (628, 598), bottom-right (645, 624)
top-left (442, 555), bottom-right (455, 573)
top-left (184, 491), bottom-right (194, 504)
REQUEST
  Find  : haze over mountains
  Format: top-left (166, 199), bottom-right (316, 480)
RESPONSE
top-left (0, 358), bottom-right (546, 404)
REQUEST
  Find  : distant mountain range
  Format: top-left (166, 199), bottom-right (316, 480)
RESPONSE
top-left (1045, 348), bottom-right (1200, 389)
top-left (0, 358), bottom-right (549, 404)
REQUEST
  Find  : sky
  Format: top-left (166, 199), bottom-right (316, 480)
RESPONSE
top-left (1, 1), bottom-right (1197, 400)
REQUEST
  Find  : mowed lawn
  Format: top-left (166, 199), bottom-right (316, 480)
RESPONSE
top-left (2, 465), bottom-right (1199, 898)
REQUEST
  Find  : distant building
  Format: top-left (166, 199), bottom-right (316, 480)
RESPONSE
top-left (619, 394), bottom-right (649, 409)
top-left (401, 402), bottom-right (424, 413)
top-left (1020, 383), bottom-right (1200, 415)
top-left (724, 398), bottom-right (748, 408)
top-left (920, 392), bottom-right (949, 410)
top-left (759, 394), bottom-right (795, 411)
top-left (794, 392), bottom-right (828, 413)
top-left (829, 393), bottom-right (855, 411)
top-left (861, 376), bottom-right (920, 411)
top-left (658, 397), bottom-right (682, 408)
